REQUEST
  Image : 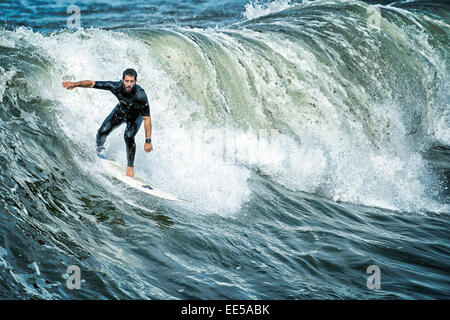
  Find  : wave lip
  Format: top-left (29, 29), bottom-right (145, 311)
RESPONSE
top-left (243, 0), bottom-right (294, 20)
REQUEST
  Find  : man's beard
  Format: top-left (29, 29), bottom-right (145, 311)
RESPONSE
top-left (123, 84), bottom-right (135, 94)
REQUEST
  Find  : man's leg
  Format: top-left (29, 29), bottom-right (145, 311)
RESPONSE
top-left (96, 105), bottom-right (124, 154)
top-left (124, 115), bottom-right (143, 177)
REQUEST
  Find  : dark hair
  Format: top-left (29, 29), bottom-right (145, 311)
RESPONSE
top-left (123, 68), bottom-right (138, 80)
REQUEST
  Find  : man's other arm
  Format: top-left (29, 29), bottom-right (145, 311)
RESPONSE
top-left (144, 116), bottom-right (153, 153)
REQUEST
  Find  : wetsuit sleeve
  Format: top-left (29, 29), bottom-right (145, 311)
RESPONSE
top-left (93, 81), bottom-right (119, 91)
top-left (139, 91), bottom-right (151, 117)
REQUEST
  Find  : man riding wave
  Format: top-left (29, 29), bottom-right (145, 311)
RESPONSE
top-left (62, 68), bottom-right (153, 177)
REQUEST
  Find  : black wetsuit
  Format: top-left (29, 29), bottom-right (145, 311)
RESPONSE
top-left (94, 80), bottom-right (150, 167)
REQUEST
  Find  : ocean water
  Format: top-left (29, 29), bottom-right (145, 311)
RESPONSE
top-left (0, 0), bottom-right (449, 299)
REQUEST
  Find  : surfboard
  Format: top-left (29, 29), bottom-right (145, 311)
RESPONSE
top-left (100, 158), bottom-right (183, 202)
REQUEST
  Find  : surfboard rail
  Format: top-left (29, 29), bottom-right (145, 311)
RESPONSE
top-left (100, 158), bottom-right (183, 202)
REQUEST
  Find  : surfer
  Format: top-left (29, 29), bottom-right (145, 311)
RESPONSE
top-left (62, 68), bottom-right (153, 178)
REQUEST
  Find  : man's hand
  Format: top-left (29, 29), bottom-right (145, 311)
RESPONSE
top-left (145, 142), bottom-right (153, 153)
top-left (62, 81), bottom-right (76, 90)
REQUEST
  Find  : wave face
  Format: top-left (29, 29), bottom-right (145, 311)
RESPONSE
top-left (0, 0), bottom-right (449, 299)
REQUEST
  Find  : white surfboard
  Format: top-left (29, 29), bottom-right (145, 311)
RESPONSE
top-left (100, 158), bottom-right (183, 202)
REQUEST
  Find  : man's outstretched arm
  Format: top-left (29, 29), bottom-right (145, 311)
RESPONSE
top-left (62, 80), bottom-right (95, 90)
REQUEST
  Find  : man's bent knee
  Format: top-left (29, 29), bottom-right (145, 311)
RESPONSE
top-left (124, 135), bottom-right (136, 144)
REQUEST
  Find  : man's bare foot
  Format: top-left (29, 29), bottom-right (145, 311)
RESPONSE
top-left (126, 167), bottom-right (134, 177)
